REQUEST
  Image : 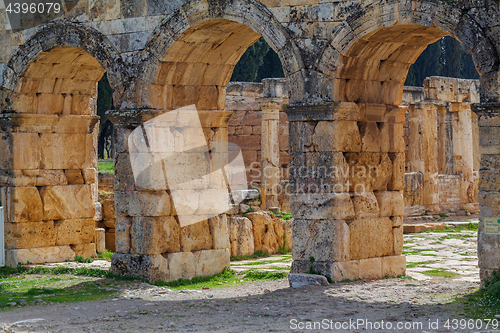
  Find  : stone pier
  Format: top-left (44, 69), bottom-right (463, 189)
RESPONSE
top-left (474, 103), bottom-right (500, 282)
top-left (285, 102), bottom-right (406, 281)
top-left (107, 108), bottom-right (232, 282)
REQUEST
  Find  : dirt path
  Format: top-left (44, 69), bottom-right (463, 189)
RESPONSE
top-left (0, 228), bottom-right (495, 333)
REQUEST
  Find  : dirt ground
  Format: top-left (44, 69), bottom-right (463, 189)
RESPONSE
top-left (0, 225), bottom-right (496, 333)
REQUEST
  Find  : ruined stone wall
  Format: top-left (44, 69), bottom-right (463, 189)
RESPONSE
top-left (405, 77), bottom-right (480, 215)
top-left (226, 82), bottom-right (289, 184)
top-left (2, 0), bottom-right (500, 282)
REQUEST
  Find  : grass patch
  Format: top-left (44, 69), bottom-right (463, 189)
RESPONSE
top-left (96, 249), bottom-right (114, 261)
top-left (0, 265), bottom-right (147, 309)
top-left (424, 222), bottom-right (478, 233)
top-left (98, 161), bottom-right (114, 173)
top-left (230, 250), bottom-right (271, 261)
top-left (267, 209), bottom-right (293, 221)
top-left (402, 248), bottom-right (439, 255)
top-left (155, 268), bottom-right (287, 290)
top-left (74, 255), bottom-right (93, 264)
top-left (421, 268), bottom-right (459, 278)
top-left (231, 257), bottom-right (291, 266)
top-left (406, 261), bottom-right (428, 268)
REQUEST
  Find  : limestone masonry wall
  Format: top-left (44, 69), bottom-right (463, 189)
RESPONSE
top-left (226, 82), bottom-right (289, 185)
top-left (2, 0), bottom-right (500, 283)
top-left (227, 77), bottom-right (480, 216)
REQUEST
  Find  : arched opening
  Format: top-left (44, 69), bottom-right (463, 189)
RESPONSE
top-left (1, 45), bottom-right (106, 265)
top-left (333, 24), bottom-right (447, 105)
top-left (149, 19), bottom-right (261, 111)
top-left (308, 18), bottom-right (488, 281)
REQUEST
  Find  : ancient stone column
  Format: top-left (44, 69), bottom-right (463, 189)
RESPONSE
top-left (450, 102), bottom-right (479, 213)
top-left (437, 106), bottom-right (454, 175)
top-left (473, 103), bottom-right (500, 282)
top-left (408, 102), bottom-right (440, 214)
top-left (284, 102), bottom-right (406, 282)
top-left (0, 113), bottom-right (99, 266)
top-left (107, 109), bottom-right (231, 282)
top-left (256, 98), bottom-right (281, 209)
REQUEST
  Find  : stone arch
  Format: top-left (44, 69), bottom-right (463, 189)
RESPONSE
top-left (124, 0), bottom-right (303, 109)
top-left (1, 20), bottom-right (121, 111)
top-left (0, 21), bottom-right (120, 266)
top-left (315, 0), bottom-right (499, 105)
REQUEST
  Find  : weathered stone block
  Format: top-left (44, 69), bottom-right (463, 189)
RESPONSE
top-left (180, 220), bottom-right (213, 252)
top-left (393, 226), bottom-right (403, 255)
top-left (349, 217), bottom-right (393, 260)
top-left (193, 249), bottom-right (230, 277)
top-left (6, 246), bottom-right (75, 267)
top-left (115, 216), bottom-right (132, 254)
top-left (379, 122), bottom-right (405, 153)
top-left (166, 251), bottom-right (196, 281)
top-left (39, 185), bottom-right (95, 220)
top-left (34, 170), bottom-right (68, 186)
top-left (5, 221), bottom-right (55, 249)
top-left (131, 216), bottom-right (180, 255)
top-left (478, 221), bottom-right (500, 269)
top-left (332, 260), bottom-right (360, 281)
top-left (289, 152), bottom-right (350, 193)
top-left (137, 191), bottom-right (172, 216)
top-left (12, 133), bottom-right (41, 169)
top-left (374, 191), bottom-right (404, 217)
top-left (2, 186), bottom-right (44, 223)
top-left (102, 199), bottom-right (116, 219)
top-left (289, 273), bottom-right (329, 288)
top-left (359, 122), bottom-right (381, 152)
top-left (358, 257), bottom-right (383, 279)
top-left (382, 255), bottom-right (406, 277)
top-left (391, 216), bottom-right (403, 227)
top-left (95, 228), bottom-right (105, 254)
top-left (292, 219), bottom-right (349, 262)
top-left (246, 211), bottom-right (280, 254)
top-left (208, 214), bottom-right (230, 250)
top-left (228, 216), bottom-right (255, 257)
top-left (106, 231), bottom-right (116, 252)
top-left (82, 168), bottom-right (97, 184)
top-left (289, 193), bottom-right (355, 220)
top-left (103, 218), bottom-right (116, 229)
top-left (70, 243), bottom-right (96, 258)
top-left (352, 192), bottom-right (380, 218)
top-left (284, 219), bottom-right (293, 252)
top-left (312, 120), bottom-right (361, 152)
top-left (40, 133), bottom-right (87, 169)
top-left (54, 219), bottom-right (95, 246)
top-left (111, 253), bottom-right (170, 282)
top-left (344, 152), bottom-right (392, 192)
top-left (388, 153), bottom-right (405, 191)
top-left (64, 169), bottom-right (84, 184)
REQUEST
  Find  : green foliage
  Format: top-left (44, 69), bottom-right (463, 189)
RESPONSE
top-left (307, 256), bottom-right (332, 283)
top-left (423, 222), bottom-right (478, 233)
top-left (405, 36), bottom-right (479, 86)
top-left (231, 38), bottom-right (270, 82)
top-left (243, 270), bottom-right (287, 280)
top-left (96, 249), bottom-right (114, 261)
top-left (98, 161), bottom-right (114, 173)
top-left (421, 268), bottom-right (459, 278)
top-left (230, 250), bottom-right (271, 261)
top-left (256, 47), bottom-right (284, 81)
top-left (439, 212), bottom-right (449, 218)
top-left (74, 255), bottom-right (93, 264)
